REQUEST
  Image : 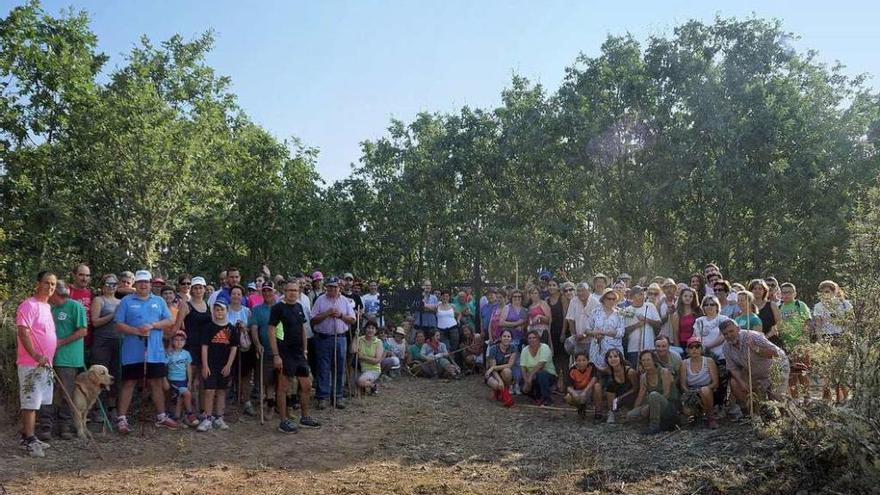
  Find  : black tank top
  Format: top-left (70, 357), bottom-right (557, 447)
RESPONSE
top-left (184, 301), bottom-right (212, 355)
top-left (757, 303), bottom-right (776, 335)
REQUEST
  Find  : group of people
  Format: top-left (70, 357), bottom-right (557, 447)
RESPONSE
top-left (13, 262), bottom-right (851, 457)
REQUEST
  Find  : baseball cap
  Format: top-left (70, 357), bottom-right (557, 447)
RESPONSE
top-left (325, 276), bottom-right (340, 287)
top-left (686, 336), bottom-right (702, 346)
top-left (311, 271), bottom-right (324, 281)
top-left (191, 276), bottom-right (206, 287)
top-left (539, 270), bottom-right (552, 281)
top-left (618, 272), bottom-right (632, 280)
top-left (212, 301), bottom-right (227, 309)
top-left (395, 326), bottom-right (406, 336)
top-left (343, 272), bottom-right (354, 280)
top-left (247, 282), bottom-right (257, 290)
top-left (134, 270), bottom-right (151, 283)
top-left (261, 281), bottom-right (274, 290)
top-left (173, 330), bottom-right (187, 339)
top-left (647, 283), bottom-right (662, 292)
top-left (661, 278), bottom-right (676, 287)
top-left (627, 286), bottom-right (644, 297)
top-left (151, 277), bottom-right (165, 285)
top-left (593, 273), bottom-right (609, 283)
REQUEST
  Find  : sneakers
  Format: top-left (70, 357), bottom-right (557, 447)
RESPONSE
top-left (316, 400), bottom-right (329, 410)
top-left (606, 411), bottom-right (616, 424)
top-left (36, 427), bottom-right (52, 442)
top-left (20, 436), bottom-right (51, 450)
top-left (196, 418), bottom-right (213, 432)
top-left (212, 416), bottom-right (229, 430)
top-left (155, 415), bottom-right (179, 429)
top-left (334, 398), bottom-right (347, 410)
top-left (116, 416), bottom-right (132, 435)
top-left (24, 438), bottom-right (45, 458)
top-left (278, 419), bottom-right (298, 434)
top-left (512, 384), bottom-right (522, 396)
top-left (185, 413), bottom-right (200, 427)
top-left (243, 401), bottom-right (256, 417)
top-left (299, 416), bottom-right (321, 429)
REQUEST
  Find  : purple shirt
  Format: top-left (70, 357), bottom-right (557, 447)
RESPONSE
top-left (312, 293), bottom-right (355, 335)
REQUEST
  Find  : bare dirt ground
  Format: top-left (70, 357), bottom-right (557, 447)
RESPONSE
top-left (1, 376), bottom-right (780, 495)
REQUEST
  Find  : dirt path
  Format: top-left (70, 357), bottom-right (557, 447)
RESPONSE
top-left (0, 376), bottom-right (771, 494)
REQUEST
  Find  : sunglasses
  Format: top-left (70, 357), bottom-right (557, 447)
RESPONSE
top-left (105, 283), bottom-right (118, 287)
top-left (714, 287), bottom-right (727, 292)
top-left (702, 303), bottom-right (718, 307)
top-left (564, 288), bottom-right (575, 292)
top-left (686, 344), bottom-right (702, 349)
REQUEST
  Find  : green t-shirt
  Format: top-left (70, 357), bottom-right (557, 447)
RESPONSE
top-left (519, 343), bottom-right (556, 376)
top-left (408, 344), bottom-right (422, 361)
top-left (52, 298), bottom-right (88, 368)
top-left (734, 313), bottom-right (762, 331)
top-left (778, 300), bottom-right (812, 349)
top-left (357, 336), bottom-right (381, 373)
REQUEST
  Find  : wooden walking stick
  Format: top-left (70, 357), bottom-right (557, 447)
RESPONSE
top-left (745, 306), bottom-right (754, 418)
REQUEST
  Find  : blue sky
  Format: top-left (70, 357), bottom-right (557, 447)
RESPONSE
top-left (8, 1), bottom-right (879, 183)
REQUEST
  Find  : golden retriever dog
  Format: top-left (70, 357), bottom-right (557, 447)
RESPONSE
top-left (72, 365), bottom-right (114, 439)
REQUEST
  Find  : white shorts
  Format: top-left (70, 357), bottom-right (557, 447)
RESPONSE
top-left (359, 370), bottom-right (381, 382)
top-left (18, 366), bottom-right (54, 410)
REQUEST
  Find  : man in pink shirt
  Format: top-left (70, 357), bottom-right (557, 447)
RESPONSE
top-left (16, 271), bottom-right (58, 458)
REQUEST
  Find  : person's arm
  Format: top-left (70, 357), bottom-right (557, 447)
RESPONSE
top-left (767, 303), bottom-right (782, 337)
top-left (633, 375), bottom-right (647, 408)
top-left (499, 306), bottom-right (511, 327)
top-left (670, 313), bottom-right (680, 346)
top-left (679, 362), bottom-right (688, 391)
top-left (91, 297), bottom-right (111, 327)
top-left (373, 339), bottom-right (384, 363)
top-left (660, 369), bottom-right (673, 399)
top-left (16, 324), bottom-right (49, 366)
top-left (608, 315), bottom-right (625, 339)
top-left (57, 325), bottom-right (87, 348)
top-left (201, 344), bottom-right (210, 378)
top-left (643, 306), bottom-right (662, 330)
top-left (173, 299), bottom-right (189, 332)
top-left (222, 342), bottom-right (238, 377)
top-left (708, 358), bottom-right (719, 391)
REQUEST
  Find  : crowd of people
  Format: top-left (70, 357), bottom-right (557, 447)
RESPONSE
top-left (14, 262), bottom-right (852, 457)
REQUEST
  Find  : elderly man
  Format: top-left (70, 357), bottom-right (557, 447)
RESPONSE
top-left (114, 270), bottom-right (178, 433)
top-left (16, 271), bottom-right (58, 457)
top-left (42, 280), bottom-right (88, 440)
top-left (311, 277), bottom-right (355, 410)
top-left (721, 319), bottom-right (790, 419)
top-left (564, 283), bottom-right (594, 356)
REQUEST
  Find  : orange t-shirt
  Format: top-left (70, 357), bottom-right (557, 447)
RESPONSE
top-left (569, 364), bottom-right (594, 390)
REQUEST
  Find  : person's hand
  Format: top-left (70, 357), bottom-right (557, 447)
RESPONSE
top-left (256, 344), bottom-right (264, 358)
top-left (637, 315), bottom-right (646, 323)
top-left (139, 324), bottom-right (152, 336)
top-left (36, 354), bottom-right (49, 367)
top-left (273, 355), bottom-right (283, 371)
top-left (221, 364), bottom-right (231, 377)
top-left (202, 366), bottom-right (211, 379)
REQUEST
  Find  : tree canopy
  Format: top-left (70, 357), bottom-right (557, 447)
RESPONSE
top-left (1, 2), bottom-right (878, 296)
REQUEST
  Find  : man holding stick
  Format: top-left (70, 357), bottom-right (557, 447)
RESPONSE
top-left (16, 271), bottom-right (58, 457)
top-left (311, 277), bottom-right (355, 410)
top-left (721, 319), bottom-right (790, 418)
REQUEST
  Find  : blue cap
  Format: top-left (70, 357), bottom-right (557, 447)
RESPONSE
top-left (325, 276), bottom-right (340, 287)
top-left (539, 270), bottom-right (552, 281)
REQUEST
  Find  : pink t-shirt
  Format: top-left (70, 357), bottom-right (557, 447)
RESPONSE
top-left (16, 297), bottom-right (57, 366)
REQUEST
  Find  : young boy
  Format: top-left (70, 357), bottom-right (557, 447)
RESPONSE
top-left (197, 302), bottom-right (239, 432)
top-left (564, 353), bottom-right (599, 418)
top-left (166, 331), bottom-right (198, 427)
top-left (778, 283), bottom-right (813, 401)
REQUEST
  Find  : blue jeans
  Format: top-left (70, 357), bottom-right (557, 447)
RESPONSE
top-left (315, 333), bottom-right (347, 401)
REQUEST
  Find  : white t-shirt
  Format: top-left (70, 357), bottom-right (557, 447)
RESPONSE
top-left (565, 297), bottom-right (591, 335)
top-left (694, 315), bottom-right (732, 359)
top-left (812, 300), bottom-right (852, 336)
top-left (437, 306), bottom-right (457, 329)
top-left (623, 302), bottom-right (659, 353)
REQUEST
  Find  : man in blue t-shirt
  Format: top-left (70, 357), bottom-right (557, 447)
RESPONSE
top-left (114, 270), bottom-right (177, 433)
top-left (248, 281), bottom-right (276, 410)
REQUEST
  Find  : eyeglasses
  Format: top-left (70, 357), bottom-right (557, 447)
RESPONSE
top-left (564, 288), bottom-right (574, 292)
top-left (179, 282), bottom-right (191, 286)
top-left (104, 283), bottom-right (117, 287)
top-left (702, 303), bottom-right (718, 307)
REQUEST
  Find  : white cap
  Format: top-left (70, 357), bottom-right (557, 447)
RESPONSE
top-left (134, 270), bottom-right (152, 283)
top-left (191, 276), bottom-right (206, 287)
